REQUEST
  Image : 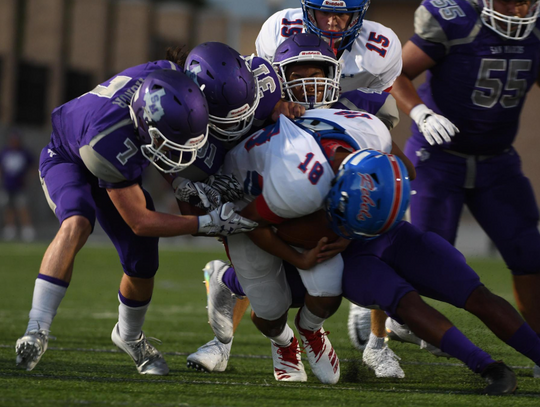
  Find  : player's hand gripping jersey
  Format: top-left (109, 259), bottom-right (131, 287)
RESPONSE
top-left (411, 0), bottom-right (540, 155)
top-left (256, 8), bottom-right (402, 91)
top-left (223, 108), bottom-right (392, 221)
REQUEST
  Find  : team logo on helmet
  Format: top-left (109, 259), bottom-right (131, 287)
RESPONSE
top-left (356, 173), bottom-right (375, 221)
top-left (143, 88), bottom-right (166, 122)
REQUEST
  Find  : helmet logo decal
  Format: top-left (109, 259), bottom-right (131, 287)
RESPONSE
top-left (322, 0), bottom-right (347, 6)
top-left (186, 64), bottom-right (202, 86)
top-left (299, 51), bottom-right (323, 56)
top-left (227, 103), bottom-right (250, 118)
top-left (143, 88), bottom-right (166, 123)
top-left (356, 172), bottom-right (375, 221)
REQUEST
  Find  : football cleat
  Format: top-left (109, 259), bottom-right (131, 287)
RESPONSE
top-left (111, 323), bottom-right (169, 375)
top-left (347, 303), bottom-right (371, 351)
top-left (385, 317), bottom-right (450, 358)
top-left (481, 362), bottom-right (517, 396)
top-left (271, 337), bottom-right (308, 382)
top-left (186, 337), bottom-right (232, 373)
top-left (15, 330), bottom-right (49, 371)
top-left (362, 343), bottom-right (405, 378)
top-left (295, 309), bottom-right (340, 384)
top-left (204, 260), bottom-right (236, 344)
top-left (534, 364), bottom-right (540, 378)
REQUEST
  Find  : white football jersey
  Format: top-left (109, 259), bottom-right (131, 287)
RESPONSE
top-left (255, 8), bottom-right (403, 92)
top-left (223, 109), bottom-right (392, 220)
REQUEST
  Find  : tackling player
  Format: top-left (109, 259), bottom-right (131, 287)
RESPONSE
top-left (389, 0), bottom-right (540, 377)
top-left (14, 65), bottom-right (257, 374)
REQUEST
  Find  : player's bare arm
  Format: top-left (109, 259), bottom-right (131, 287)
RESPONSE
top-left (108, 184), bottom-right (199, 237)
top-left (240, 199), bottom-right (328, 270)
top-left (390, 41), bottom-right (436, 115)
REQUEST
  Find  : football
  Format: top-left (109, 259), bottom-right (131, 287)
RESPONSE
top-left (275, 210), bottom-right (339, 249)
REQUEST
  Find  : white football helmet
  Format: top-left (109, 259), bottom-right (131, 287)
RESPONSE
top-left (478, 0), bottom-right (539, 40)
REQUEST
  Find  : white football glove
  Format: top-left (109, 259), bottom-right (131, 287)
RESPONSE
top-left (409, 104), bottom-right (459, 145)
top-left (204, 174), bottom-right (244, 203)
top-left (197, 202), bottom-right (258, 236)
top-left (172, 177), bottom-right (222, 210)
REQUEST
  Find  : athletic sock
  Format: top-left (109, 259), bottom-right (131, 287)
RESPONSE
top-left (222, 267), bottom-right (245, 297)
top-left (27, 274), bottom-right (69, 333)
top-left (506, 323), bottom-right (540, 366)
top-left (440, 326), bottom-right (495, 373)
top-left (117, 291), bottom-right (150, 342)
top-left (269, 324), bottom-right (295, 347)
top-left (366, 332), bottom-right (386, 350)
top-left (297, 306), bottom-right (325, 332)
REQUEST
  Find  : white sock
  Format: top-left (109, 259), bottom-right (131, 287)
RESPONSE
top-left (366, 332), bottom-right (386, 350)
top-left (268, 324), bottom-right (295, 347)
top-left (27, 278), bottom-right (67, 333)
top-left (298, 306), bottom-right (325, 332)
top-left (118, 301), bottom-right (149, 342)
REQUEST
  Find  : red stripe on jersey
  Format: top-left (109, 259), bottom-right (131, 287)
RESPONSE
top-left (255, 195), bottom-right (286, 224)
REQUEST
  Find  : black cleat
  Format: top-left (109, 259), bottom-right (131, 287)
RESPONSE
top-left (481, 362), bottom-right (517, 396)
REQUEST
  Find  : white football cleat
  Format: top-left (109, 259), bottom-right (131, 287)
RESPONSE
top-left (385, 317), bottom-right (451, 358)
top-left (204, 260), bottom-right (236, 344)
top-left (534, 364), bottom-right (540, 378)
top-left (111, 323), bottom-right (169, 375)
top-left (271, 337), bottom-right (307, 382)
top-left (186, 337), bottom-right (232, 373)
top-left (15, 330), bottom-right (49, 371)
top-left (295, 310), bottom-right (340, 384)
top-left (347, 303), bottom-right (371, 351)
top-left (363, 344), bottom-right (405, 378)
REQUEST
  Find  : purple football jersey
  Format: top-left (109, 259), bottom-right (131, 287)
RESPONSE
top-left (410, 0), bottom-right (540, 154)
top-left (49, 60), bottom-right (182, 188)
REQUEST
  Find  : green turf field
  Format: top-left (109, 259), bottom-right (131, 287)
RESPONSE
top-left (0, 242), bottom-right (539, 406)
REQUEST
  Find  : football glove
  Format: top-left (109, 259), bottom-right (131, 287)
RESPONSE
top-left (409, 104), bottom-right (459, 145)
top-left (204, 174), bottom-right (244, 203)
top-left (197, 202), bottom-right (258, 236)
top-left (173, 177), bottom-right (222, 210)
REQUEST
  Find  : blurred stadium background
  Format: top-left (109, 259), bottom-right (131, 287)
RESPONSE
top-left (0, 0), bottom-right (538, 256)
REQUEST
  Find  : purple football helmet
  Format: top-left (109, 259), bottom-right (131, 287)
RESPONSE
top-left (301, 0), bottom-right (371, 51)
top-left (185, 42), bottom-right (260, 142)
top-left (273, 33), bottom-right (341, 109)
top-left (129, 69), bottom-right (209, 173)
top-left (326, 149), bottom-right (410, 240)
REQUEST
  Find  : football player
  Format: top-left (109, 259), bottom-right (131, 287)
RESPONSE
top-left (14, 65), bottom-right (257, 374)
top-left (165, 42), bottom-right (283, 210)
top-left (187, 33), bottom-right (407, 379)
top-left (389, 0), bottom-right (540, 377)
top-left (256, 0), bottom-right (441, 359)
top-left (216, 108), bottom-right (410, 384)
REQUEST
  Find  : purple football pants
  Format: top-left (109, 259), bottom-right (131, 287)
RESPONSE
top-left (405, 138), bottom-right (540, 276)
top-left (39, 144), bottom-right (159, 278)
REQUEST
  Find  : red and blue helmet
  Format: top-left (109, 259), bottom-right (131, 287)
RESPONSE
top-left (325, 149), bottom-right (410, 240)
top-left (185, 42), bottom-right (260, 142)
top-left (129, 69), bottom-right (209, 173)
top-left (301, 0), bottom-right (371, 51)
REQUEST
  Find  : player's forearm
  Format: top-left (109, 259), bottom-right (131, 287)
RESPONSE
top-left (390, 74), bottom-right (424, 116)
top-left (248, 226), bottom-right (306, 268)
top-left (129, 210), bottom-right (200, 237)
